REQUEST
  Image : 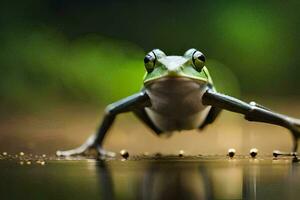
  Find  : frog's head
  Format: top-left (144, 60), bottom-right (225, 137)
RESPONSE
top-left (143, 48), bottom-right (212, 86)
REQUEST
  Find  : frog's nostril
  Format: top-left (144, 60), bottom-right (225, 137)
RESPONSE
top-left (168, 68), bottom-right (180, 76)
top-left (166, 64), bottom-right (182, 76)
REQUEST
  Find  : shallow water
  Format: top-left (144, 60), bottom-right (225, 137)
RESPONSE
top-left (1, 155), bottom-right (300, 200)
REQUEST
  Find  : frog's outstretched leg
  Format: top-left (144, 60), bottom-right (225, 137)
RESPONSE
top-left (56, 90), bottom-right (151, 157)
top-left (202, 89), bottom-right (300, 159)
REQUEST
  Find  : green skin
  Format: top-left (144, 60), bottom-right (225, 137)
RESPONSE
top-left (143, 48), bottom-right (213, 86)
top-left (57, 48), bottom-right (300, 160)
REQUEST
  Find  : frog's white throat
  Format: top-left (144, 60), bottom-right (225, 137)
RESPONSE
top-left (144, 77), bottom-right (211, 132)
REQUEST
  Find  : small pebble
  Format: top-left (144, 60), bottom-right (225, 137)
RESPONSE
top-left (228, 148), bottom-right (236, 158)
top-left (40, 161), bottom-right (46, 165)
top-left (42, 154), bottom-right (46, 158)
top-left (120, 150), bottom-right (129, 159)
top-left (179, 150), bottom-right (185, 157)
top-left (2, 152), bottom-right (7, 156)
top-left (19, 161), bottom-right (24, 165)
top-left (250, 148), bottom-right (258, 158)
top-left (19, 152), bottom-right (24, 156)
top-left (273, 150), bottom-right (280, 158)
top-left (26, 161), bottom-right (31, 165)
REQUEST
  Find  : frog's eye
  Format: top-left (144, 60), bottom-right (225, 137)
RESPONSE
top-left (144, 52), bottom-right (156, 73)
top-left (192, 50), bottom-right (205, 72)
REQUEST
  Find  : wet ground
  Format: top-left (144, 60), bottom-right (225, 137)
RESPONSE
top-left (1, 154), bottom-right (300, 200)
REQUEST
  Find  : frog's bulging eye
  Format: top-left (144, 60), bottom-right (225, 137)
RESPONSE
top-left (192, 51), bottom-right (205, 72)
top-left (144, 52), bottom-right (156, 73)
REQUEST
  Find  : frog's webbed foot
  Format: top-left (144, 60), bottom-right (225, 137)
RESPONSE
top-left (56, 134), bottom-right (116, 158)
top-left (273, 118), bottom-right (300, 162)
top-left (56, 147), bottom-right (116, 158)
top-left (273, 150), bottom-right (299, 162)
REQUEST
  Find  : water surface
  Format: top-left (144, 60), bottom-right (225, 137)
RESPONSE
top-left (1, 155), bottom-right (300, 200)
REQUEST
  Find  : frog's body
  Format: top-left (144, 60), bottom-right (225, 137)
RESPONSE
top-left (145, 77), bottom-right (211, 131)
top-left (57, 48), bottom-right (300, 160)
top-left (143, 49), bottom-right (214, 132)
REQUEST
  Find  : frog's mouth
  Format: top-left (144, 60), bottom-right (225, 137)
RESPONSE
top-left (144, 75), bottom-right (208, 87)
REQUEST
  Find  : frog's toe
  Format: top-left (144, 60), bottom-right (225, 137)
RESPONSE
top-left (56, 150), bottom-right (75, 157)
top-left (97, 147), bottom-right (116, 158)
top-left (56, 148), bottom-right (85, 157)
top-left (56, 145), bottom-right (116, 158)
top-left (56, 143), bottom-right (95, 157)
top-left (56, 150), bottom-right (72, 157)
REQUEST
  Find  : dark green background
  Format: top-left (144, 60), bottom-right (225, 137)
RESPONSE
top-left (1, 0), bottom-right (299, 109)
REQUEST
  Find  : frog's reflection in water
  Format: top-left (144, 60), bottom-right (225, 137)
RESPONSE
top-left (95, 161), bottom-right (115, 200)
top-left (95, 160), bottom-right (246, 200)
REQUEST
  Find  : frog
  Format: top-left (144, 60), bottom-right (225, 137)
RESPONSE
top-left (57, 48), bottom-right (300, 159)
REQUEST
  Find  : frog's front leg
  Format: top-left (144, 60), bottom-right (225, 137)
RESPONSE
top-left (56, 90), bottom-right (151, 158)
top-left (202, 89), bottom-right (300, 159)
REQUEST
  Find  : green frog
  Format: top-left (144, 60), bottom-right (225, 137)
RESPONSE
top-left (57, 49), bottom-right (300, 159)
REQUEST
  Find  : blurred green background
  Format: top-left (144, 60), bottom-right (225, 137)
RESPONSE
top-left (0, 0), bottom-right (300, 155)
top-left (1, 0), bottom-right (299, 111)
